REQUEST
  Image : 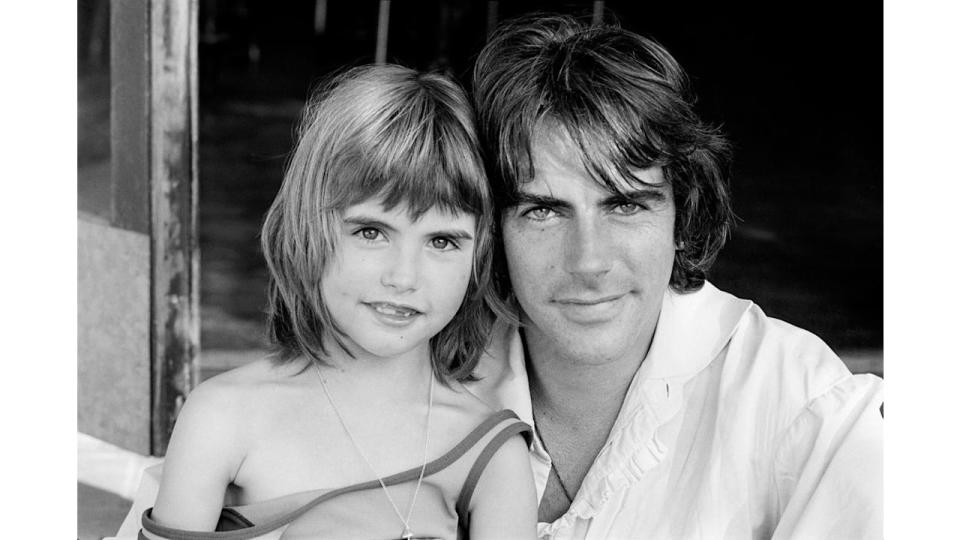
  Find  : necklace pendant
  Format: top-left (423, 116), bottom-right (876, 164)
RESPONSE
top-left (400, 525), bottom-right (414, 539)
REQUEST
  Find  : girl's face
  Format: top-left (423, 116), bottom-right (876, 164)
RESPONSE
top-left (321, 198), bottom-right (476, 362)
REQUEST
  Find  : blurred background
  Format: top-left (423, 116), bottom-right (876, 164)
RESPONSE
top-left (78, 1), bottom-right (880, 537)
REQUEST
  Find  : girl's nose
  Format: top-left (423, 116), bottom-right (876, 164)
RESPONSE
top-left (380, 247), bottom-right (420, 292)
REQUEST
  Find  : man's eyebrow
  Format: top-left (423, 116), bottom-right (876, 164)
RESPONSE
top-left (512, 192), bottom-right (572, 209)
top-left (602, 188), bottom-right (667, 206)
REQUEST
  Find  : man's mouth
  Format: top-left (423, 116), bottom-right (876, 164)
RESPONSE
top-left (555, 293), bottom-right (625, 306)
top-left (551, 292), bottom-right (630, 324)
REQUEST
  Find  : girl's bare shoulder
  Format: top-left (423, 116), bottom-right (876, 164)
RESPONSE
top-left (204, 355), bottom-right (307, 386)
top-left (154, 357), bottom-right (312, 526)
top-left (433, 378), bottom-right (502, 432)
top-left (180, 357), bottom-right (311, 429)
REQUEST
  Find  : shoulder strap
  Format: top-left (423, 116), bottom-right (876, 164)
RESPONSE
top-left (141, 409), bottom-right (526, 539)
top-left (455, 413), bottom-right (533, 537)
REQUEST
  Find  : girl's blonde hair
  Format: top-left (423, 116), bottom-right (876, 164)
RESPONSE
top-left (261, 64), bottom-right (500, 381)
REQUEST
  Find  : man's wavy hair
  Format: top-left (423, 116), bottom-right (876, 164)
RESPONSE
top-left (261, 64), bottom-right (501, 382)
top-left (473, 14), bottom-right (734, 294)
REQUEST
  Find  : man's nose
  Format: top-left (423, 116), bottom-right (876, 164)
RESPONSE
top-left (380, 245), bottom-right (420, 292)
top-left (565, 217), bottom-right (613, 277)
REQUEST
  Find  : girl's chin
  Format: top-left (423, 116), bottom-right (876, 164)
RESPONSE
top-left (342, 338), bottom-right (430, 363)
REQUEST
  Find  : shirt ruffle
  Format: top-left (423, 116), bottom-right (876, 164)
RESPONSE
top-left (538, 378), bottom-right (685, 537)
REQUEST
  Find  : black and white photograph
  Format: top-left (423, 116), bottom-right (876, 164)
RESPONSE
top-left (58, 0), bottom-right (929, 537)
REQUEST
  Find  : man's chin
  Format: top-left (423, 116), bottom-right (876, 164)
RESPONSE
top-left (528, 325), bottom-right (642, 367)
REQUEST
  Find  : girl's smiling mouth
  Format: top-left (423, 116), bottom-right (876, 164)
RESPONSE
top-left (364, 301), bottom-right (423, 321)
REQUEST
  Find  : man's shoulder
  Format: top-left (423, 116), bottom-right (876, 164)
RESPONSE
top-left (700, 284), bottom-right (857, 408)
top-left (680, 282), bottom-right (842, 363)
top-left (677, 284), bottom-right (883, 449)
top-left (734, 299), bottom-right (847, 371)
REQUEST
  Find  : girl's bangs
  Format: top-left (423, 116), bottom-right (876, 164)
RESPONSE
top-left (326, 131), bottom-right (486, 220)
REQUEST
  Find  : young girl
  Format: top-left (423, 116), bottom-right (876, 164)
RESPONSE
top-left (141, 65), bottom-right (537, 540)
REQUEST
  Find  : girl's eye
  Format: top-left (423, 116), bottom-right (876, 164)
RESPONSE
top-left (430, 237), bottom-right (458, 251)
top-left (523, 207), bottom-right (555, 221)
top-left (357, 227), bottom-right (382, 241)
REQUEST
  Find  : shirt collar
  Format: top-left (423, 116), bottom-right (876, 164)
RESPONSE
top-left (639, 281), bottom-right (754, 381)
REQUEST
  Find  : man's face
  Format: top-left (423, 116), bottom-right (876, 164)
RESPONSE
top-left (501, 130), bottom-right (677, 366)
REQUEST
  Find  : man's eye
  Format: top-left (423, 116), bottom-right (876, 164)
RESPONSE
top-left (430, 237), bottom-right (459, 251)
top-left (356, 227), bottom-right (382, 241)
top-left (523, 207), bottom-right (555, 220)
top-left (613, 202), bottom-right (642, 216)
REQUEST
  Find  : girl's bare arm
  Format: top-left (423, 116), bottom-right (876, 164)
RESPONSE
top-left (469, 434), bottom-right (539, 540)
top-left (151, 381), bottom-right (245, 531)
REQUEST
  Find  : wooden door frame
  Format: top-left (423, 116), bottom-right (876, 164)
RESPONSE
top-left (111, 0), bottom-right (199, 456)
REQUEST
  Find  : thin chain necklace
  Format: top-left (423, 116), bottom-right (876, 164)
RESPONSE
top-left (314, 362), bottom-right (434, 540)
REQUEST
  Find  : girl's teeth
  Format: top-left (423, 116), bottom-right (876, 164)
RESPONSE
top-left (375, 305), bottom-right (415, 317)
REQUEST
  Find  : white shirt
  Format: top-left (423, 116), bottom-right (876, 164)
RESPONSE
top-left (469, 282), bottom-right (883, 539)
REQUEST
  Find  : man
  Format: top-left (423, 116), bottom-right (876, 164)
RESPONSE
top-left (468, 14), bottom-right (882, 539)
